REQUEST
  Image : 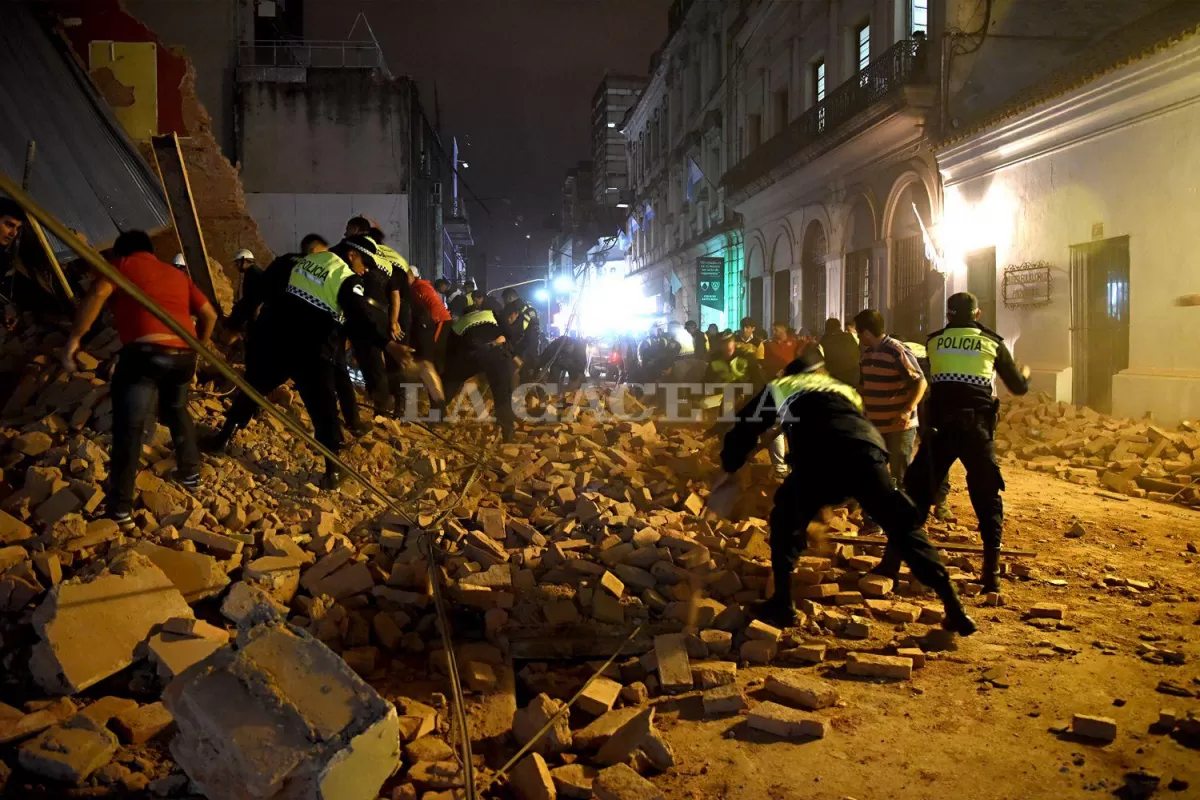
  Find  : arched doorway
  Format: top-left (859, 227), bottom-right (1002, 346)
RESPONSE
top-left (843, 198), bottom-right (875, 319)
top-left (801, 220), bottom-right (827, 335)
top-left (771, 232), bottom-right (793, 329)
top-left (746, 244), bottom-right (765, 331)
top-left (889, 182), bottom-right (935, 341)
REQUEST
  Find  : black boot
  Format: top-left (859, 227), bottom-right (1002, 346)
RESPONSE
top-left (752, 568), bottom-right (797, 628)
top-left (321, 458), bottom-right (346, 490)
top-left (872, 548), bottom-right (903, 579)
top-left (937, 584), bottom-right (978, 636)
top-left (980, 546), bottom-right (1001, 594)
top-left (200, 423), bottom-right (235, 454)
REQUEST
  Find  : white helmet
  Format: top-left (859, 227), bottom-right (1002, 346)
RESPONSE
top-left (173, 253), bottom-right (187, 267)
top-left (233, 248), bottom-right (255, 262)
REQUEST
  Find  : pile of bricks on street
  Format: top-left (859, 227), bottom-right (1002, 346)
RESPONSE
top-left (2, 322), bottom-right (1199, 800)
top-left (998, 393), bottom-right (1200, 507)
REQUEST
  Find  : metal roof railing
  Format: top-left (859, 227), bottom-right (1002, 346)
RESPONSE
top-left (236, 40), bottom-right (391, 76)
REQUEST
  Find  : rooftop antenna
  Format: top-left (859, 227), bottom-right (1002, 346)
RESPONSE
top-left (346, 11), bottom-right (392, 77)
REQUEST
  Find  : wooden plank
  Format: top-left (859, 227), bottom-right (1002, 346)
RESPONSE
top-left (149, 133), bottom-right (219, 310)
top-left (822, 534), bottom-right (1036, 558)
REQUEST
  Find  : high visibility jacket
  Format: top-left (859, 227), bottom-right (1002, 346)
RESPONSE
top-left (768, 372), bottom-right (863, 413)
top-left (927, 326), bottom-right (1000, 388)
top-left (708, 356), bottom-right (752, 383)
top-left (374, 243), bottom-right (410, 277)
top-left (452, 308), bottom-right (498, 335)
top-left (285, 250), bottom-right (354, 322)
top-left (517, 302), bottom-right (538, 332)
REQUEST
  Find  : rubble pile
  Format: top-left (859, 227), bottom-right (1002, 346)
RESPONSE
top-left (3, 322), bottom-right (1192, 798)
top-left (997, 393), bottom-right (1200, 506)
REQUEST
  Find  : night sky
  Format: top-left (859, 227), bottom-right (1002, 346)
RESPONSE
top-left (305, 0), bottom-right (671, 270)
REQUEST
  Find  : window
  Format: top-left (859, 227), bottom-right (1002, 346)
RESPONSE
top-left (813, 59), bottom-right (826, 104)
top-left (856, 21), bottom-right (870, 73)
top-left (911, 0), bottom-right (929, 35)
top-left (747, 114), bottom-right (762, 154)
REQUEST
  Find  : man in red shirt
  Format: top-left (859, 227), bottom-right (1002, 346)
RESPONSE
top-left (397, 265), bottom-right (451, 412)
top-left (63, 230), bottom-right (217, 530)
top-left (761, 322), bottom-right (800, 378)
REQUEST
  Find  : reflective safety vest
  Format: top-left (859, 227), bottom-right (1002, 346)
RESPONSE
top-left (451, 308), bottom-right (498, 335)
top-left (768, 372), bottom-right (863, 413)
top-left (518, 303), bottom-right (538, 332)
top-left (927, 326), bottom-right (999, 387)
top-left (671, 328), bottom-right (694, 357)
top-left (374, 243), bottom-right (410, 277)
top-left (709, 356), bottom-right (751, 383)
top-left (285, 250), bottom-right (354, 322)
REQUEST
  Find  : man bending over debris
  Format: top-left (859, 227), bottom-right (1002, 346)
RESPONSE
top-left (63, 230), bottom-right (217, 530)
top-left (711, 345), bottom-right (978, 636)
top-left (205, 235), bottom-right (409, 488)
top-left (442, 305), bottom-right (518, 441)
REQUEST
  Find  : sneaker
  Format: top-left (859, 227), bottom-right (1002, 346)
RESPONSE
top-left (321, 466), bottom-right (346, 491)
top-left (177, 472), bottom-right (201, 492)
top-left (110, 511), bottom-right (136, 532)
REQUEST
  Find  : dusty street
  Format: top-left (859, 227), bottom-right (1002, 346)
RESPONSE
top-left (649, 461), bottom-right (1200, 800)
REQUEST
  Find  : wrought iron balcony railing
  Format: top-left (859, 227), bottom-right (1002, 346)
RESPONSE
top-left (237, 40), bottom-right (391, 76)
top-left (724, 38), bottom-right (930, 196)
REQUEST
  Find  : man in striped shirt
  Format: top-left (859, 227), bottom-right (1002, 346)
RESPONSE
top-left (854, 309), bottom-right (926, 487)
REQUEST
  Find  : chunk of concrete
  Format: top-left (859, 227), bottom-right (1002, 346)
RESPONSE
top-left (0, 698), bottom-right (77, 745)
top-left (29, 552), bottom-right (193, 694)
top-left (845, 652), bottom-right (912, 680)
top-left (163, 620), bottom-right (401, 800)
top-left (513, 693), bottom-right (571, 756)
top-left (243, 555), bottom-right (303, 603)
top-left (747, 701), bottom-right (827, 739)
top-left (577, 677), bottom-right (622, 716)
top-left (653, 634), bottom-right (691, 694)
top-left (551, 764), bottom-right (598, 799)
top-left (219, 580), bottom-right (287, 625)
top-left (112, 702), bottom-right (174, 744)
top-left (702, 685), bottom-right (747, 716)
top-left (510, 752), bottom-right (556, 800)
top-left (133, 542), bottom-right (230, 603)
top-left (572, 705), bottom-right (642, 751)
top-left (18, 714), bottom-right (118, 783)
top-left (595, 707), bottom-right (655, 766)
top-left (147, 632), bottom-right (226, 681)
top-left (592, 763), bottom-right (664, 800)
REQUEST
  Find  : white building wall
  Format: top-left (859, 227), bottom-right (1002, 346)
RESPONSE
top-left (246, 193), bottom-right (409, 260)
top-left (938, 35), bottom-right (1200, 422)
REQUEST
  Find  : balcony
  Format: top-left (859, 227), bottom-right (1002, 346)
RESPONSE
top-left (444, 197), bottom-right (474, 249)
top-left (724, 39), bottom-right (933, 203)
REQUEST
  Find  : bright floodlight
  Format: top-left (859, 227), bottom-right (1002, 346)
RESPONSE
top-left (534, 288), bottom-right (550, 302)
top-left (553, 275), bottom-right (573, 292)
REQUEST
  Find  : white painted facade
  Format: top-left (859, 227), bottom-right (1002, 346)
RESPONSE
top-left (937, 33), bottom-right (1200, 423)
top-left (246, 193), bottom-right (408, 259)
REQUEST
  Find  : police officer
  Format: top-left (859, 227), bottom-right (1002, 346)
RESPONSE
top-left (892, 292), bottom-right (1030, 593)
top-left (206, 235), bottom-right (408, 488)
top-left (441, 305), bottom-right (517, 441)
top-left (712, 346), bottom-right (977, 635)
top-left (501, 288), bottom-right (541, 381)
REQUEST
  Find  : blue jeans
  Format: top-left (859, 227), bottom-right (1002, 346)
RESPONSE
top-left (884, 428), bottom-right (918, 487)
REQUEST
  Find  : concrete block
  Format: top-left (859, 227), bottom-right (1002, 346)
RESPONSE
top-left (595, 707), bottom-right (654, 765)
top-left (220, 580), bottom-right (287, 625)
top-left (244, 555), bottom-right (302, 603)
top-left (510, 752), bottom-right (555, 800)
top-left (599, 570), bottom-right (625, 598)
top-left (764, 673), bottom-right (838, 709)
top-left (395, 698), bottom-right (438, 742)
top-left (845, 652), bottom-right (913, 680)
top-left (18, 715), bottom-right (118, 783)
top-left (746, 701), bottom-right (827, 739)
top-left (572, 706), bottom-right (642, 751)
top-left (112, 702), bottom-right (174, 744)
top-left (133, 542), bottom-right (230, 603)
top-left (578, 677), bottom-right (622, 716)
top-left (640, 731), bottom-right (675, 772)
top-left (702, 685), bottom-right (747, 716)
top-left (653, 634), bottom-right (692, 694)
top-left (1029, 603), bottom-right (1066, 620)
top-left (780, 644), bottom-right (825, 663)
top-left (591, 592), bottom-right (625, 625)
top-left (551, 764), bottom-right (598, 799)
top-left (79, 697), bottom-right (137, 726)
top-left (858, 575), bottom-right (893, 598)
top-left (699, 629), bottom-right (733, 657)
top-left (30, 552), bottom-right (193, 694)
top-left (739, 638), bottom-right (776, 664)
top-left (897, 647), bottom-right (926, 668)
top-left (163, 620), bottom-right (401, 800)
top-left (513, 694), bottom-right (571, 756)
top-left (745, 620), bottom-right (782, 643)
top-left (692, 661), bottom-right (737, 689)
top-left (147, 632), bottom-right (226, 681)
top-left (1072, 714), bottom-right (1117, 742)
top-left (179, 527), bottom-right (243, 557)
top-left (593, 763), bottom-right (664, 800)
top-left (0, 698), bottom-right (77, 745)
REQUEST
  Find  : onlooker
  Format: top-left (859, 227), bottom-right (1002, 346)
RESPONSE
top-left (821, 317), bottom-right (862, 387)
top-left (762, 321), bottom-right (800, 378)
top-left (684, 320), bottom-right (708, 359)
top-left (735, 317), bottom-right (764, 362)
top-left (854, 309), bottom-right (926, 488)
top-left (63, 230), bottom-right (217, 530)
